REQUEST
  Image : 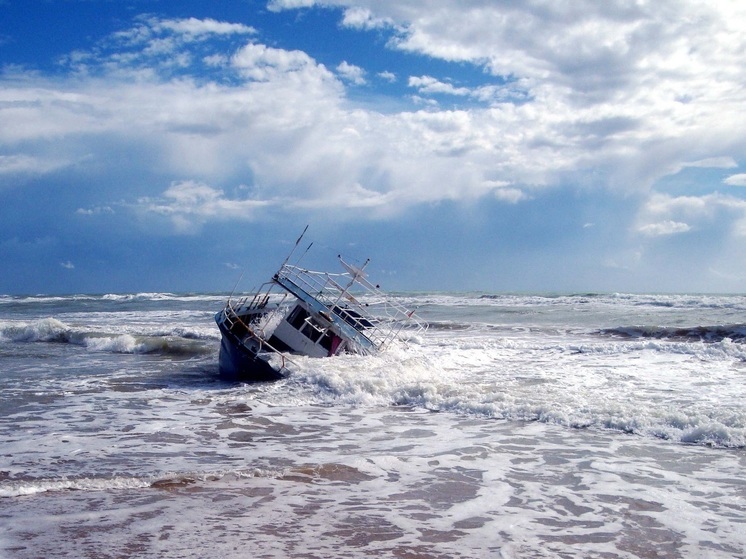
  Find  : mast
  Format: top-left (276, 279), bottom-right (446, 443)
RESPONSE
top-left (279, 225), bottom-right (309, 269)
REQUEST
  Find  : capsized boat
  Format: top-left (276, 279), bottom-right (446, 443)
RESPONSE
top-left (214, 231), bottom-right (427, 381)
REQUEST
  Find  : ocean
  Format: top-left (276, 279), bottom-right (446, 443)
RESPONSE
top-left (1, 292), bottom-right (744, 558)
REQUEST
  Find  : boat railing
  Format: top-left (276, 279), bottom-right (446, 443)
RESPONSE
top-left (228, 281), bottom-right (289, 314)
top-left (220, 295), bottom-right (296, 372)
top-left (275, 263), bottom-right (427, 351)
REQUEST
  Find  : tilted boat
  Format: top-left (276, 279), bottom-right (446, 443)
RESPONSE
top-left (215, 230), bottom-right (427, 381)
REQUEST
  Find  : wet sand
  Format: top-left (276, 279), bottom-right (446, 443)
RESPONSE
top-left (3, 408), bottom-right (744, 558)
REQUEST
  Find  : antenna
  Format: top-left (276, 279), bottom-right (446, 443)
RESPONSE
top-left (227, 270), bottom-right (244, 304)
top-left (295, 242), bottom-right (313, 267)
top-left (280, 225), bottom-right (309, 268)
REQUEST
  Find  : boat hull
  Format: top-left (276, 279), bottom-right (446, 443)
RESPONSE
top-left (216, 316), bottom-right (285, 382)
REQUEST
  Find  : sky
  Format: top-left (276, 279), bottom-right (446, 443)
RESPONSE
top-left (1, 0), bottom-right (746, 295)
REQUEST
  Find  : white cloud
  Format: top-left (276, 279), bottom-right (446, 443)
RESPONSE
top-left (232, 43), bottom-right (327, 82)
top-left (407, 75), bottom-right (528, 105)
top-left (336, 61), bottom-right (366, 85)
top-left (637, 220), bottom-right (691, 237)
top-left (724, 173), bottom-right (746, 186)
top-left (341, 7), bottom-right (394, 30)
top-left (377, 70), bottom-right (396, 83)
top-left (374, 0), bottom-right (746, 103)
top-left (304, 1), bottom-right (746, 192)
top-left (0, 154), bottom-right (69, 176)
top-left (113, 16), bottom-right (255, 46)
top-left (76, 206), bottom-right (114, 216)
top-left (266, 0), bottom-right (316, 12)
top-left (203, 54), bottom-right (229, 67)
top-left (156, 17), bottom-right (256, 38)
top-left (683, 157), bottom-right (738, 169)
top-left (63, 16), bottom-right (255, 78)
top-left (410, 95), bottom-right (438, 107)
top-left (493, 187), bottom-right (527, 204)
top-left (3, 6), bottom-right (746, 235)
top-left (136, 180), bottom-right (271, 233)
top-left (60, 261), bottom-right (75, 270)
top-left (635, 192), bottom-right (746, 243)
top-left (408, 75), bottom-right (470, 96)
top-left (643, 193), bottom-right (746, 217)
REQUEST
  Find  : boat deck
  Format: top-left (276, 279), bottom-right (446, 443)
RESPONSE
top-left (274, 272), bottom-right (377, 352)
top-left (274, 260), bottom-right (426, 353)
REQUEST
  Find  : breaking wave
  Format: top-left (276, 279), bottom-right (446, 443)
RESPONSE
top-left (281, 342), bottom-right (746, 448)
top-left (0, 318), bottom-right (214, 357)
top-left (287, 370), bottom-right (746, 449)
top-left (600, 324), bottom-right (746, 343)
top-left (422, 320), bottom-right (474, 331)
top-left (0, 467), bottom-right (306, 498)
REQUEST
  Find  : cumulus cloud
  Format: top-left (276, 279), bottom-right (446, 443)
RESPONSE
top-left (408, 75), bottom-right (470, 96)
top-left (3, 5), bottom-right (746, 240)
top-left (267, 0), bottom-right (316, 12)
top-left (377, 70), bottom-right (396, 83)
top-left (155, 17), bottom-right (256, 38)
top-left (407, 75), bottom-right (528, 104)
top-left (637, 220), bottom-right (691, 237)
top-left (0, 154), bottom-right (70, 177)
top-left (135, 180), bottom-right (271, 233)
top-left (341, 6), bottom-right (394, 30)
top-left (635, 192), bottom-right (746, 241)
top-left (336, 61), bottom-right (366, 85)
top-left (76, 206), bottom-right (115, 216)
top-left (684, 157), bottom-right (738, 169)
top-left (63, 15), bottom-right (255, 78)
top-left (493, 187), bottom-right (527, 204)
top-left (724, 174), bottom-right (746, 186)
top-left (376, 0), bottom-right (746, 105)
top-left (232, 43), bottom-right (326, 82)
top-left (113, 16), bottom-right (255, 45)
top-left (317, 1), bottom-right (746, 190)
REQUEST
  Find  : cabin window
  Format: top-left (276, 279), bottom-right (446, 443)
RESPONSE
top-left (288, 304), bottom-right (332, 347)
top-left (301, 319), bottom-right (324, 342)
top-left (287, 305), bottom-right (309, 330)
top-left (319, 331), bottom-right (333, 351)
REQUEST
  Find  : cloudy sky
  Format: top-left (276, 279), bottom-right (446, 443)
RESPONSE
top-left (2, 0), bottom-right (746, 294)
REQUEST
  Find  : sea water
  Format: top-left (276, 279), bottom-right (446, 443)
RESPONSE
top-left (0, 292), bottom-right (744, 558)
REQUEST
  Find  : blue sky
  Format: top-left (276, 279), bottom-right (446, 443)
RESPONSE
top-left (2, 0), bottom-right (746, 295)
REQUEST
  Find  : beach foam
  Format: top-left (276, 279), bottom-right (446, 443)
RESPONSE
top-left (2, 291), bottom-right (745, 558)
